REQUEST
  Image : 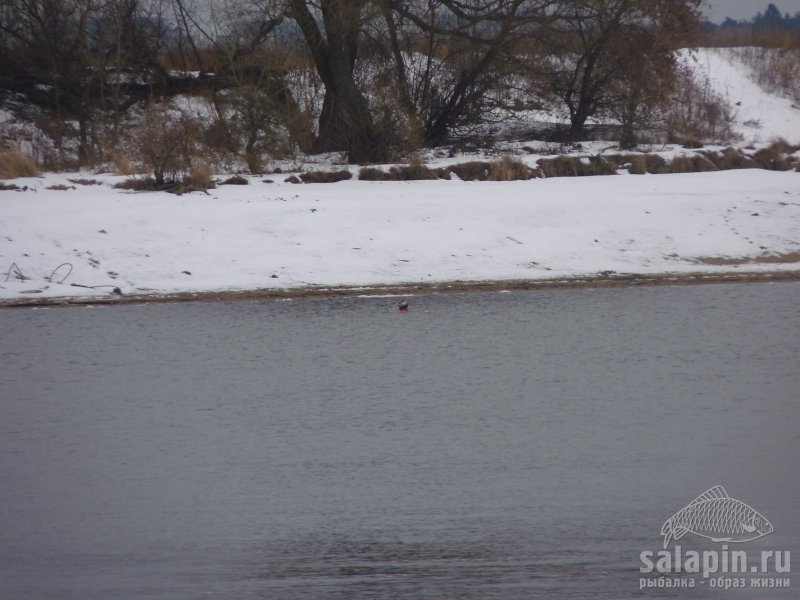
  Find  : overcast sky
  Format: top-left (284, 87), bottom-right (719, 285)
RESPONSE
top-left (704, 0), bottom-right (800, 22)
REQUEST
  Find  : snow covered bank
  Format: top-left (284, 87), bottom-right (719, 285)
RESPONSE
top-left (1, 169), bottom-right (799, 304)
top-left (683, 48), bottom-right (800, 144)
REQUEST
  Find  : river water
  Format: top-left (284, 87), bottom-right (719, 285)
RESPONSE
top-left (1, 283), bottom-right (798, 599)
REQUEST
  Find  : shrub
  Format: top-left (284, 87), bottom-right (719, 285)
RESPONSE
top-left (68, 178), bottom-right (101, 185)
top-left (46, 184), bottom-right (75, 190)
top-left (669, 155), bottom-right (718, 173)
top-left (114, 177), bottom-right (159, 191)
top-left (113, 170), bottom-right (214, 194)
top-left (537, 156), bottom-right (617, 178)
top-left (605, 154), bottom-right (669, 174)
top-left (391, 164), bottom-right (441, 180)
top-left (107, 150), bottom-right (137, 176)
top-left (615, 154), bottom-right (646, 174)
top-left (284, 175), bottom-right (301, 184)
top-left (706, 147), bottom-right (757, 170)
top-left (183, 164), bottom-right (216, 192)
top-left (750, 140), bottom-right (799, 171)
top-left (665, 64), bottom-right (738, 146)
top-left (449, 161), bottom-right (491, 181)
top-left (735, 48), bottom-right (800, 105)
top-left (0, 150), bottom-right (41, 179)
top-left (487, 155), bottom-right (535, 180)
top-left (538, 156), bottom-right (581, 177)
top-left (0, 182), bottom-right (21, 190)
top-left (299, 170), bottom-right (352, 183)
top-left (220, 175), bottom-right (249, 185)
top-left (358, 167), bottom-right (394, 181)
top-left (134, 103), bottom-right (203, 186)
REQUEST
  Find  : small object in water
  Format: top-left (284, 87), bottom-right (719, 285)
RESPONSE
top-left (112, 287), bottom-right (123, 295)
top-left (398, 299), bottom-right (409, 312)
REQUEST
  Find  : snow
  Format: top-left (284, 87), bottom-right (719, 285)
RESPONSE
top-left (1, 169), bottom-right (798, 302)
top-left (683, 48), bottom-right (800, 144)
top-left (2, 46), bottom-right (800, 303)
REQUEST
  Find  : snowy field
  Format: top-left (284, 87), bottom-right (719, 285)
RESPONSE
top-left (1, 169), bottom-right (799, 302)
top-left (1, 47), bottom-right (799, 303)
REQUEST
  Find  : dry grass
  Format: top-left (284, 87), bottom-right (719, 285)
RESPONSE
top-left (704, 147), bottom-right (758, 170)
top-left (735, 47), bottom-right (800, 104)
top-left (669, 155), bottom-right (718, 174)
top-left (358, 167), bottom-right (394, 181)
top-left (487, 156), bottom-right (536, 180)
top-left (299, 170), bottom-right (353, 183)
top-left (609, 154), bottom-right (669, 175)
top-left (449, 161), bottom-right (491, 181)
top-left (358, 159), bottom-right (443, 181)
top-left (694, 251), bottom-right (800, 266)
top-left (183, 164), bottom-right (216, 191)
top-left (665, 66), bottom-right (739, 146)
top-left (108, 151), bottom-right (137, 176)
top-left (537, 156), bottom-right (617, 178)
top-left (219, 175), bottom-right (249, 185)
top-left (0, 150), bottom-right (41, 179)
top-left (113, 177), bottom-right (159, 191)
top-left (749, 139), bottom-right (799, 171)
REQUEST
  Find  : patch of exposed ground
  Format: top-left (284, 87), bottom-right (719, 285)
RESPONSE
top-left (2, 270), bottom-right (799, 308)
top-left (692, 251), bottom-right (800, 266)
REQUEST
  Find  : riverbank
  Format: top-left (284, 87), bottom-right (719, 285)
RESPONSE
top-left (3, 269), bottom-right (800, 308)
top-left (2, 169), bottom-right (799, 307)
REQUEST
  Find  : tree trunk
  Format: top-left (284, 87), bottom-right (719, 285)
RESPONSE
top-left (314, 78), bottom-right (385, 163)
top-left (289, 0), bottom-right (386, 163)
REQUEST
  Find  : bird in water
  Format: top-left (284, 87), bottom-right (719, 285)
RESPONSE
top-left (398, 298), bottom-right (409, 312)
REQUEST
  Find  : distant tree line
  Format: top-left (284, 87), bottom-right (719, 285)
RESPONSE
top-left (0, 0), bottom-right (710, 166)
top-left (702, 3), bottom-right (800, 46)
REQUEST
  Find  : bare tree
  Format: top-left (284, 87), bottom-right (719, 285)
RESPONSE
top-left (286, 0), bottom-right (387, 162)
top-left (387, 0), bottom-right (562, 146)
top-left (535, 0), bottom-right (702, 142)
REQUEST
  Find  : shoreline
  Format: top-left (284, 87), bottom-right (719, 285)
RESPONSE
top-left (3, 269), bottom-right (799, 308)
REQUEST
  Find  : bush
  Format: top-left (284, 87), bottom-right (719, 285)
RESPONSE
top-left (0, 150), bottom-right (41, 179)
top-left (391, 163), bottom-right (442, 180)
top-left (134, 103), bottom-right (204, 186)
top-left (299, 170), bottom-right (353, 183)
top-left (220, 175), bottom-right (249, 185)
top-left (68, 178), bottom-right (101, 185)
top-left (669, 155), bottom-right (718, 173)
top-left (113, 169), bottom-right (214, 194)
top-left (665, 64), bottom-right (739, 146)
top-left (750, 140), bottom-right (799, 171)
top-left (358, 167), bottom-right (394, 181)
top-left (487, 155), bottom-right (536, 180)
top-left (537, 156), bottom-right (617, 177)
top-left (114, 177), bottom-right (159, 191)
top-left (183, 164), bottom-right (216, 192)
top-left (107, 150), bottom-right (137, 176)
top-left (613, 154), bottom-right (646, 174)
top-left (449, 161), bottom-right (491, 181)
top-left (705, 147), bottom-right (757, 170)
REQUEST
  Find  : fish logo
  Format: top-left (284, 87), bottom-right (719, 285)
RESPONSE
top-left (661, 485), bottom-right (773, 549)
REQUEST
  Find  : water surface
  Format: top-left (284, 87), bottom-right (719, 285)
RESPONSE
top-left (1, 283), bottom-right (798, 598)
